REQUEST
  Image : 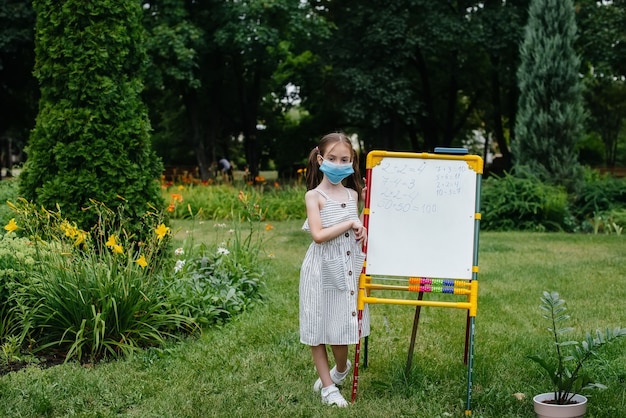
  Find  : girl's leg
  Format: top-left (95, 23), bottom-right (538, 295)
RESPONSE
top-left (330, 345), bottom-right (349, 373)
top-left (312, 344), bottom-right (333, 388)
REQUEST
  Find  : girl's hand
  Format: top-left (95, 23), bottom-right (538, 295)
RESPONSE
top-left (361, 177), bottom-right (367, 202)
top-left (352, 220), bottom-right (367, 244)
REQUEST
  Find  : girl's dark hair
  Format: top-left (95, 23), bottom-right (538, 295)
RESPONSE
top-left (305, 132), bottom-right (363, 200)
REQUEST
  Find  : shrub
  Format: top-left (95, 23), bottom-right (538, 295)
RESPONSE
top-left (5, 200), bottom-right (197, 363)
top-left (481, 171), bottom-right (572, 231)
top-left (0, 233), bottom-right (41, 347)
top-left (17, 246), bottom-right (194, 362)
top-left (0, 179), bottom-right (19, 226)
top-left (163, 244), bottom-right (264, 326)
top-left (162, 193), bottom-right (269, 326)
top-left (19, 0), bottom-right (164, 239)
top-left (571, 170), bottom-right (626, 233)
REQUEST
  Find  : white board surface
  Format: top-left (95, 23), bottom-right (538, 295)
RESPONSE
top-left (365, 154), bottom-right (479, 279)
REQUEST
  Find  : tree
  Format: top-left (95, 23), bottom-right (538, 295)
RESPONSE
top-left (473, 0), bottom-right (529, 172)
top-left (142, 0), bottom-right (327, 182)
top-left (577, 0), bottom-right (626, 167)
top-left (308, 1), bottom-right (505, 154)
top-left (0, 0), bottom-right (38, 178)
top-left (514, 0), bottom-right (585, 190)
top-left (19, 0), bottom-right (163, 233)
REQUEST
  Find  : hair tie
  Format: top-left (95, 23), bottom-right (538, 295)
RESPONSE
top-left (314, 146), bottom-right (319, 153)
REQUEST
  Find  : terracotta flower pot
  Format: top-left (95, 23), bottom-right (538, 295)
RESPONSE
top-left (533, 393), bottom-right (587, 418)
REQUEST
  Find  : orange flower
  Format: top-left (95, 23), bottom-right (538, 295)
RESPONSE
top-left (167, 203), bottom-right (175, 212)
top-left (265, 224), bottom-right (274, 231)
top-left (171, 193), bottom-right (183, 203)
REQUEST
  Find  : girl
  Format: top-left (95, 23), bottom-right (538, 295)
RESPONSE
top-left (299, 132), bottom-right (370, 407)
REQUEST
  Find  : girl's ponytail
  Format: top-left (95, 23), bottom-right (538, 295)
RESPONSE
top-left (305, 146), bottom-right (322, 190)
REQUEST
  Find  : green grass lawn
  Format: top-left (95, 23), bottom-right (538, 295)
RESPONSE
top-left (1, 223), bottom-right (624, 417)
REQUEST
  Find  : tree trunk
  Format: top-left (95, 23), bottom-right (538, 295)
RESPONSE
top-left (183, 90), bottom-right (211, 181)
top-left (413, 47), bottom-right (439, 151)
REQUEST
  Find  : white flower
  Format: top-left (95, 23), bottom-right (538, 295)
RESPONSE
top-left (228, 229), bottom-right (235, 234)
top-left (174, 247), bottom-right (185, 256)
top-left (174, 259), bottom-right (186, 273)
top-left (217, 247), bottom-right (230, 255)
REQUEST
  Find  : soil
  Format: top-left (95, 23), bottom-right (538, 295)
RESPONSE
top-left (0, 350), bottom-right (66, 377)
top-left (542, 399), bottom-right (581, 405)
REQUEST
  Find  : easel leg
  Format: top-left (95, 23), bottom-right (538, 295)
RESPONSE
top-left (364, 336), bottom-right (368, 368)
top-left (352, 310), bottom-right (364, 403)
top-left (405, 292), bottom-right (424, 375)
top-left (464, 311), bottom-right (470, 365)
top-left (465, 316), bottom-right (476, 415)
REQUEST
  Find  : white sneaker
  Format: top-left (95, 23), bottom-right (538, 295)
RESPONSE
top-left (313, 359), bottom-right (352, 392)
top-left (321, 384), bottom-right (348, 407)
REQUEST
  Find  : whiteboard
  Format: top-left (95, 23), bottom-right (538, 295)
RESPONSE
top-left (365, 152), bottom-right (481, 279)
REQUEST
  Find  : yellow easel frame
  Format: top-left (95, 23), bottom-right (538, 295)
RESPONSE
top-left (351, 150), bottom-right (483, 416)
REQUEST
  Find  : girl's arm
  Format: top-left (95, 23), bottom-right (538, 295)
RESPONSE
top-left (305, 190), bottom-right (363, 244)
top-left (351, 188), bottom-right (367, 244)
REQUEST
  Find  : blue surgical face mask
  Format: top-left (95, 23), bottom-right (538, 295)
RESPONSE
top-left (319, 159), bottom-right (354, 184)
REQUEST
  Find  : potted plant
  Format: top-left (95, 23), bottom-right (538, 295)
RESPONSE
top-left (528, 291), bottom-right (626, 418)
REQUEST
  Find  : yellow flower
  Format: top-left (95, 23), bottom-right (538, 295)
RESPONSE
top-left (74, 230), bottom-right (88, 247)
top-left (155, 223), bottom-right (170, 240)
top-left (105, 235), bottom-right (117, 248)
top-left (112, 244), bottom-right (124, 254)
top-left (60, 220), bottom-right (76, 238)
top-left (135, 255), bottom-right (148, 268)
top-left (4, 218), bottom-right (18, 234)
top-left (238, 190), bottom-right (248, 204)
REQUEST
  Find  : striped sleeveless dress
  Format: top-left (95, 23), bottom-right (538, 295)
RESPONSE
top-left (299, 188), bottom-right (370, 346)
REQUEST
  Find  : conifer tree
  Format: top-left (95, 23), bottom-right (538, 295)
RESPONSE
top-left (514, 0), bottom-right (585, 191)
top-left (20, 0), bottom-right (163, 233)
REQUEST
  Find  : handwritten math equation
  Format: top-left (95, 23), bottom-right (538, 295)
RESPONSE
top-left (374, 161), bottom-right (468, 213)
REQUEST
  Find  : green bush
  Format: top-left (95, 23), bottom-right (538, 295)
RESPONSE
top-left (17, 247), bottom-right (194, 362)
top-left (162, 202), bottom-right (268, 326)
top-left (1, 189), bottom-right (270, 365)
top-left (19, 0), bottom-right (163, 239)
top-left (163, 245), bottom-right (264, 326)
top-left (0, 233), bottom-right (41, 346)
top-left (0, 179), bottom-right (19, 226)
top-left (481, 172), bottom-right (572, 231)
top-left (4, 199), bottom-right (196, 363)
top-left (571, 170), bottom-right (626, 227)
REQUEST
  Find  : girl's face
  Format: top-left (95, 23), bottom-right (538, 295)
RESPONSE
top-left (318, 142), bottom-right (352, 166)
